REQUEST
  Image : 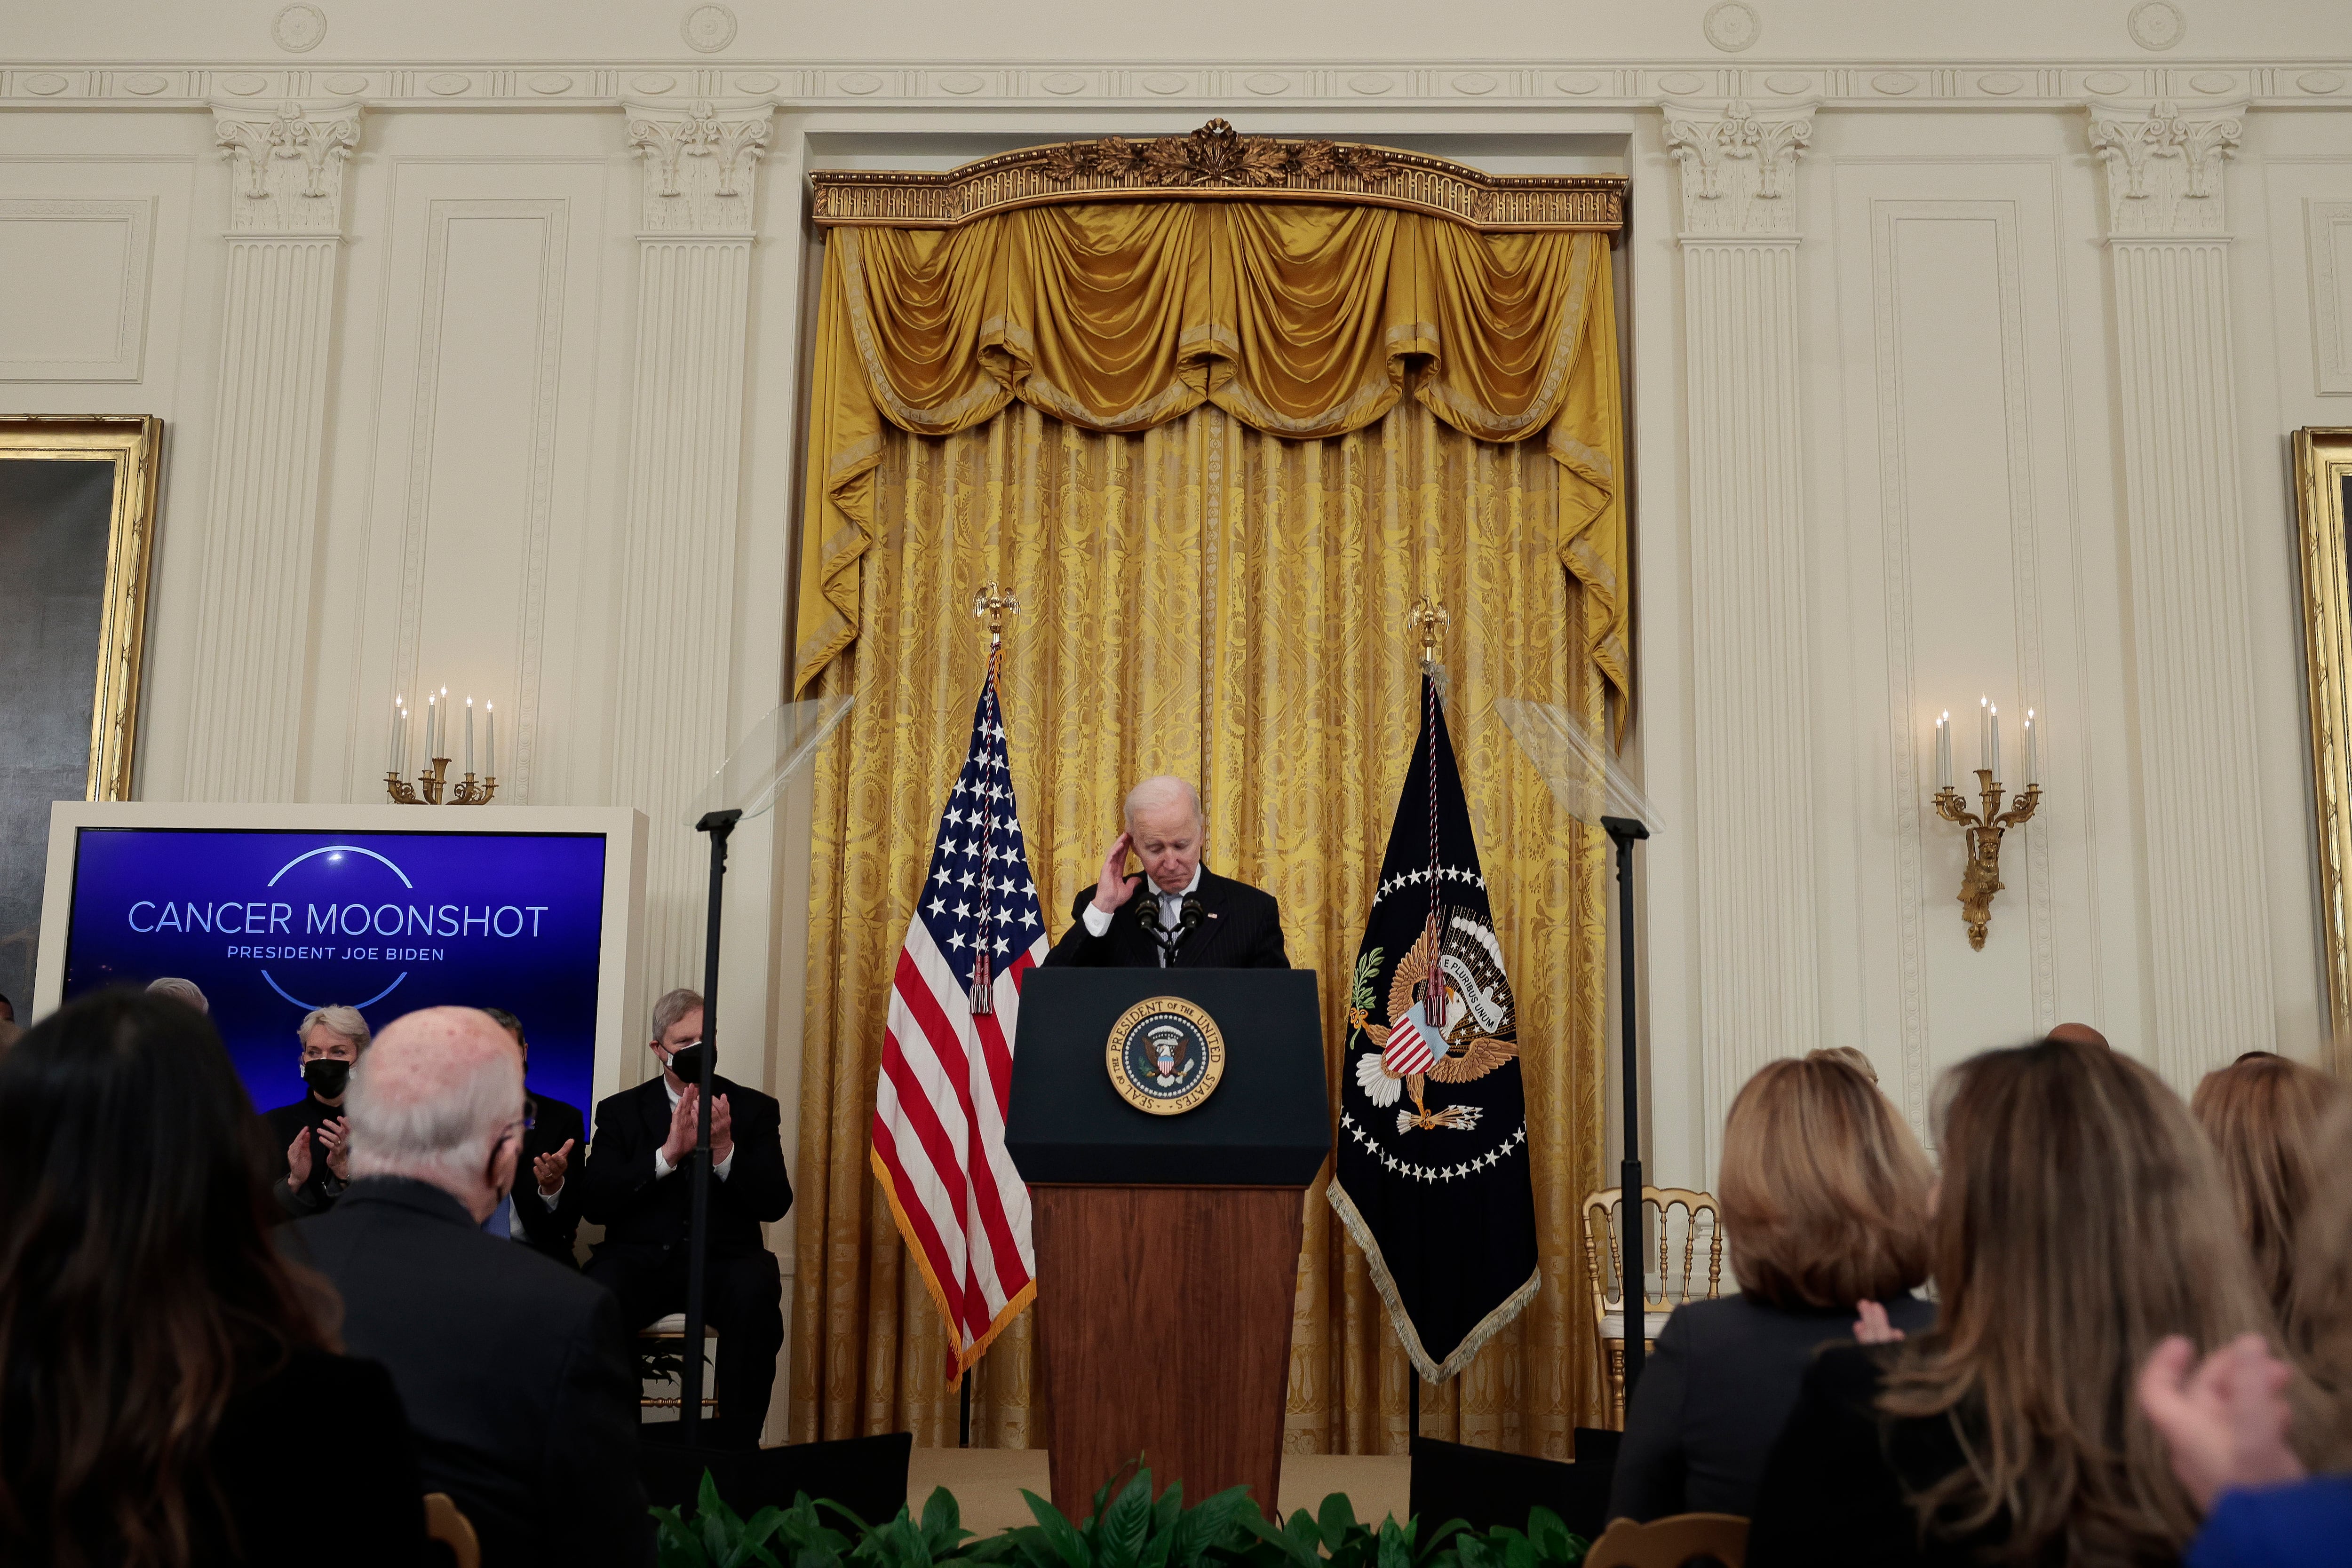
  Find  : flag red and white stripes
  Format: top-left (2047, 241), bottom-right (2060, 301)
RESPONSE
top-left (870, 675), bottom-right (1042, 1380)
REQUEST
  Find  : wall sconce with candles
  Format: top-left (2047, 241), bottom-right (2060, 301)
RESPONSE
top-left (1932, 698), bottom-right (2041, 950)
top-left (384, 686), bottom-right (499, 805)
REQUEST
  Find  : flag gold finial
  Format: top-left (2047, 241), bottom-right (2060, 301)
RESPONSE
top-left (1409, 596), bottom-right (1449, 682)
top-left (973, 582), bottom-right (1019, 647)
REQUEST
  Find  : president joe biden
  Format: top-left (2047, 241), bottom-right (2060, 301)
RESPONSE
top-left (1042, 776), bottom-right (1287, 969)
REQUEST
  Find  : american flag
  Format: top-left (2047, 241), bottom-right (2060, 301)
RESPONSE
top-left (870, 675), bottom-right (1041, 1380)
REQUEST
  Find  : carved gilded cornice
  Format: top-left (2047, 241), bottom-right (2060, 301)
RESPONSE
top-left (808, 120), bottom-right (1625, 232)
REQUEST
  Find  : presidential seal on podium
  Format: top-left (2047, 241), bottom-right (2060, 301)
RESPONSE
top-left (1105, 995), bottom-right (1225, 1115)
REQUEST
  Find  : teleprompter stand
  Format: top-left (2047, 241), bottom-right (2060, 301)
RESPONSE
top-left (673, 697), bottom-right (851, 1443)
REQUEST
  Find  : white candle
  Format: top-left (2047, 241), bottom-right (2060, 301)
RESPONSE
top-left (1979, 697), bottom-right (1989, 775)
top-left (429, 695), bottom-right (440, 761)
top-left (1937, 712), bottom-right (1952, 789)
top-left (1990, 705), bottom-right (2001, 783)
top-left (2026, 708), bottom-right (2039, 786)
top-left (485, 703), bottom-right (496, 777)
top-left (464, 697), bottom-right (475, 773)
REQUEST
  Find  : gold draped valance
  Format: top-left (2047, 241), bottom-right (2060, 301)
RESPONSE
top-left (791, 200), bottom-right (1627, 715)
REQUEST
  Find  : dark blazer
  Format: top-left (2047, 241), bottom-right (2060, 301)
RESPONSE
top-left (513, 1090), bottom-right (586, 1266)
top-left (578, 1074), bottom-right (792, 1255)
top-left (1746, 1343), bottom-right (1999, 1568)
top-left (1041, 865), bottom-right (1289, 969)
top-left (262, 1094), bottom-right (350, 1216)
top-left (10, 1346), bottom-right (429, 1567)
top-left (1608, 1291), bottom-right (1938, 1522)
top-left (294, 1177), bottom-right (653, 1568)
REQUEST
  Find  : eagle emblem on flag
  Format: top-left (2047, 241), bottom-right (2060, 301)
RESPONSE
top-left (1349, 908), bottom-right (1520, 1133)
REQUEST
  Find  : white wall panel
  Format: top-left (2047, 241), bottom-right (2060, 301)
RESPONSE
top-left (0, 195), bottom-right (152, 380)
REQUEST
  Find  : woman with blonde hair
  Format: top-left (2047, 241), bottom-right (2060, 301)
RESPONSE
top-left (2191, 1050), bottom-right (2344, 1350)
top-left (1607, 1050), bottom-right (1934, 1521)
top-left (1748, 1035), bottom-right (2281, 1567)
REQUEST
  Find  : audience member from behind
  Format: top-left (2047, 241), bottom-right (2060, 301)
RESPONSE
top-left (294, 1006), bottom-right (652, 1568)
top-left (1609, 1051), bottom-right (1934, 1522)
top-left (482, 1007), bottom-right (586, 1267)
top-left (263, 1005), bottom-right (369, 1216)
top-left (0, 990), bottom-right (13, 1023)
top-left (1748, 1035), bottom-right (2281, 1568)
top-left (2192, 1051), bottom-right (2345, 1352)
top-left (580, 986), bottom-right (793, 1450)
top-left (144, 975), bottom-right (208, 1013)
top-left (1805, 1045), bottom-right (1879, 1084)
top-left (0, 991), bottom-right (427, 1568)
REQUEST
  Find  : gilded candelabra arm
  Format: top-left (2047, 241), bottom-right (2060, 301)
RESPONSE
top-left (1932, 786), bottom-right (1983, 828)
top-left (1997, 783), bottom-right (2042, 829)
top-left (447, 773), bottom-right (499, 806)
top-left (384, 771), bottom-right (424, 805)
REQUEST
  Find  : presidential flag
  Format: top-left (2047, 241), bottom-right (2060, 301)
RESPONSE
top-left (871, 674), bottom-right (1043, 1380)
top-left (1327, 673), bottom-right (1541, 1381)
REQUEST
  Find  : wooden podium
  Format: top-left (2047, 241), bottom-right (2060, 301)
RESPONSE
top-left (1008, 969), bottom-right (1328, 1520)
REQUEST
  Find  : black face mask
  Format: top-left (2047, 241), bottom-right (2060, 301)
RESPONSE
top-left (664, 1043), bottom-right (709, 1085)
top-left (302, 1058), bottom-right (351, 1098)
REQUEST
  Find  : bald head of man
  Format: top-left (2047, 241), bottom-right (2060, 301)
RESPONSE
top-left (344, 1006), bottom-right (526, 1223)
top-left (1120, 775), bottom-right (1205, 896)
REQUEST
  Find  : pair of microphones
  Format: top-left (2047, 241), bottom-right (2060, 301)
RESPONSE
top-left (1135, 885), bottom-right (1206, 963)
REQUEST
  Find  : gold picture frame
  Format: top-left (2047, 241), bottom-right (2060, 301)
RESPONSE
top-left (2294, 428), bottom-right (2352, 1056)
top-left (0, 415), bottom-right (162, 800)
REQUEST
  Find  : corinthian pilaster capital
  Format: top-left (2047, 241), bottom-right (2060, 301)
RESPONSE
top-left (210, 99), bottom-right (363, 237)
top-left (625, 98), bottom-right (774, 235)
top-left (1660, 97), bottom-right (1816, 239)
top-left (2087, 98), bottom-right (2245, 239)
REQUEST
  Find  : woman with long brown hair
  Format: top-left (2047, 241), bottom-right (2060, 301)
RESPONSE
top-left (2191, 1051), bottom-right (2344, 1351)
top-left (1746, 1035), bottom-right (2281, 1567)
top-left (0, 991), bottom-right (429, 1568)
top-left (1608, 1049), bottom-right (1934, 1520)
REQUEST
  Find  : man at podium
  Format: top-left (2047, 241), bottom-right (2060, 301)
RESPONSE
top-left (1043, 776), bottom-right (1288, 969)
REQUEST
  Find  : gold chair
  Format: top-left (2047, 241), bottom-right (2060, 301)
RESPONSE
top-left (1583, 1512), bottom-right (1747, 1568)
top-left (636, 1311), bottom-right (719, 1413)
top-left (1580, 1185), bottom-right (1724, 1427)
top-left (423, 1492), bottom-right (480, 1568)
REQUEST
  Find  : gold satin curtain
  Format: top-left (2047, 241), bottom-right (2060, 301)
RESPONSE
top-left (788, 200), bottom-right (1624, 1455)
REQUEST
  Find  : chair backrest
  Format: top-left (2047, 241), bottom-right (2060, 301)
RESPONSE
top-left (1579, 1186), bottom-right (1724, 1320)
top-left (1583, 1512), bottom-right (1748, 1568)
top-left (424, 1491), bottom-right (480, 1568)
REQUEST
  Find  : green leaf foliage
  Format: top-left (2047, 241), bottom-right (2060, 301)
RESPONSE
top-left (653, 1467), bottom-right (1587, 1568)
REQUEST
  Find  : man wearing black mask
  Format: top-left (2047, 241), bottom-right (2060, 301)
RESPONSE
top-left (579, 987), bottom-right (791, 1449)
top-left (264, 1006), bottom-right (370, 1215)
top-left (482, 1007), bottom-right (586, 1267)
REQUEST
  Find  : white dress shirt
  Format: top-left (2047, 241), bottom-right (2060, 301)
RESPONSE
top-left (1082, 864), bottom-right (1202, 965)
top-left (652, 1073), bottom-right (737, 1180)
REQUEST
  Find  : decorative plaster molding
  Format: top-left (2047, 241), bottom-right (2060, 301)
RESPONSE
top-left (624, 98), bottom-right (771, 233)
top-left (1667, 97), bottom-right (1821, 1161)
top-left (2127, 0), bottom-right (2188, 52)
top-left (2090, 114), bottom-right (2277, 1078)
top-left (681, 4), bottom-right (737, 55)
top-left (0, 197), bottom-right (155, 381)
top-left (271, 4), bottom-right (328, 54)
top-left (8, 59), bottom-right (2352, 111)
top-left (1661, 97), bottom-right (1814, 238)
top-left (2087, 98), bottom-right (2243, 237)
top-left (211, 98), bottom-right (361, 236)
top-left (2311, 199), bottom-right (2352, 395)
top-left (184, 102), bottom-right (360, 800)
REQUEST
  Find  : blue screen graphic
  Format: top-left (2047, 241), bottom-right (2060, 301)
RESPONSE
top-left (61, 828), bottom-right (608, 1124)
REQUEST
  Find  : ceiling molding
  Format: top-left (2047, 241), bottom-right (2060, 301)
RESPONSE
top-left (5, 60), bottom-right (2352, 112)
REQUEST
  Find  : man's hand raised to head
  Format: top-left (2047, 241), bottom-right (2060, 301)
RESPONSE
top-left (1092, 831), bottom-right (1140, 913)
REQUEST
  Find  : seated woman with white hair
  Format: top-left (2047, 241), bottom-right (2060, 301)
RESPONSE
top-left (262, 1003), bottom-right (372, 1216)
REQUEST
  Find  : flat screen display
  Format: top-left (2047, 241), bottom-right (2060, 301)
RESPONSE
top-left (60, 827), bottom-right (607, 1121)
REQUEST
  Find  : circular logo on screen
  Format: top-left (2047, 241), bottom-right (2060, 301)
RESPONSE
top-left (1105, 997), bottom-right (1224, 1115)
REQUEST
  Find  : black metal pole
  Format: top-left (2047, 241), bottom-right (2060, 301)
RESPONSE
top-left (682, 808), bottom-right (740, 1444)
top-left (1599, 816), bottom-right (1649, 1412)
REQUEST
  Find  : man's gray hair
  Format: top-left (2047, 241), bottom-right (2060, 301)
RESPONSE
top-left (652, 987), bottom-right (703, 1040)
top-left (146, 976), bottom-right (209, 1014)
top-left (346, 1009), bottom-right (522, 1188)
top-left (298, 1005), bottom-right (371, 1051)
top-left (1122, 775), bottom-right (1204, 828)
